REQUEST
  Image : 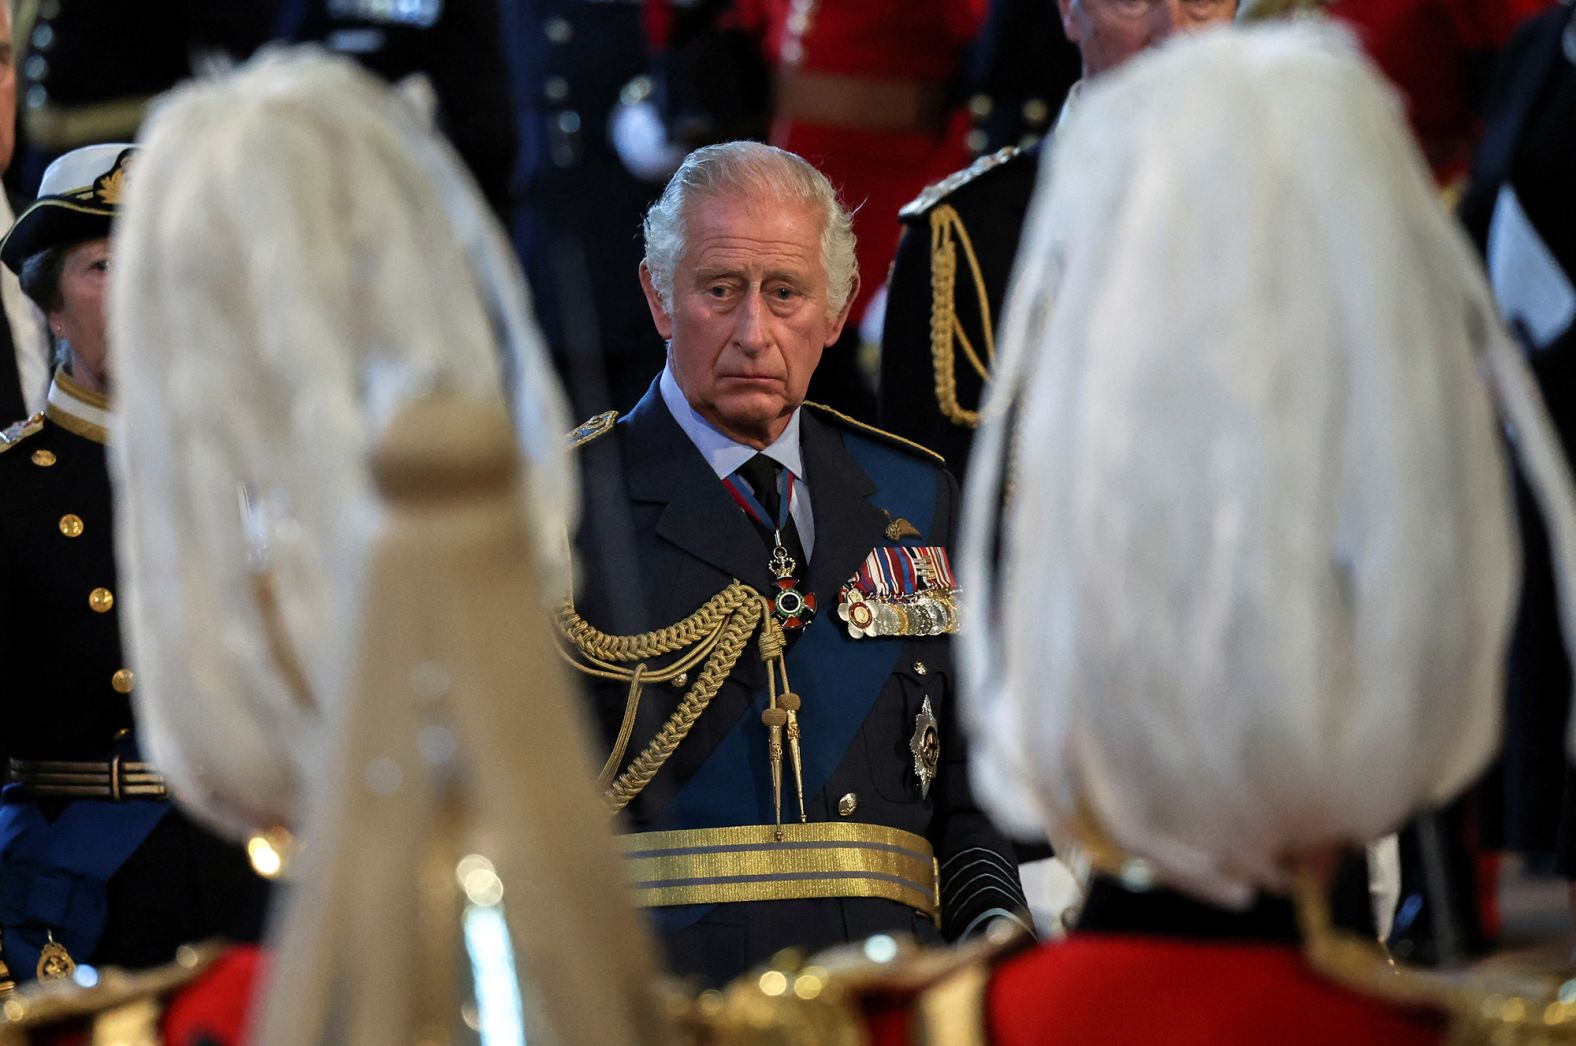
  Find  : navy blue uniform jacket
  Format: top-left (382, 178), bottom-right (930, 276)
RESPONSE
top-left (572, 379), bottom-right (1026, 985)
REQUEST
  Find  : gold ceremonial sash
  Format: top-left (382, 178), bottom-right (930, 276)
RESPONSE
top-left (621, 823), bottom-right (939, 919)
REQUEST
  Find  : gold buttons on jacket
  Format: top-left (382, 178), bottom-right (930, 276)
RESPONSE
top-left (88, 587), bottom-right (114, 612)
top-left (58, 514), bottom-right (83, 537)
top-left (112, 669), bottom-right (135, 693)
top-left (912, 661), bottom-right (928, 676)
top-left (31, 449), bottom-right (55, 467)
top-left (838, 793), bottom-right (858, 817)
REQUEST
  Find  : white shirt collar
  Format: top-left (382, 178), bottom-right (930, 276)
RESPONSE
top-left (45, 365), bottom-right (111, 444)
top-left (1054, 80), bottom-right (1083, 134)
top-left (658, 363), bottom-right (806, 484)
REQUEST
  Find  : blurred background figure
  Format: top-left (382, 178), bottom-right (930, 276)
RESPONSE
top-left (961, 0), bottom-right (1082, 155)
top-left (497, 0), bottom-right (669, 420)
top-left (5, 2), bottom-right (277, 195)
top-left (1458, 0), bottom-right (1576, 938)
top-left (640, 0), bottom-right (992, 417)
top-left (20, 48), bottom-right (664, 1044)
top-left (1323, 0), bottom-right (1552, 186)
top-left (878, 0), bottom-right (1238, 485)
top-left (942, 21), bottom-right (1576, 1043)
top-left (0, 0), bottom-right (49, 425)
top-left (0, 143), bottom-right (270, 993)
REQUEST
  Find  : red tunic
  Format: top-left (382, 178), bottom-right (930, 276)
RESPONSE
top-left (1329, 0), bottom-right (1554, 182)
top-left (864, 936), bottom-right (1445, 1046)
top-left (753, 0), bottom-right (986, 326)
top-left (30, 945), bottom-right (265, 1046)
top-left (986, 937), bottom-right (1444, 1046)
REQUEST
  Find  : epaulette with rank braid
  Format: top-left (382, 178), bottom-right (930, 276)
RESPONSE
top-left (0, 413), bottom-right (44, 453)
top-left (803, 402), bottom-right (945, 467)
top-left (896, 149), bottom-right (1032, 431)
top-left (899, 147), bottom-right (1019, 220)
top-left (567, 410), bottom-right (618, 448)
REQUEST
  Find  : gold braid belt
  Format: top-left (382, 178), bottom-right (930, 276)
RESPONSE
top-left (557, 581), bottom-right (808, 837)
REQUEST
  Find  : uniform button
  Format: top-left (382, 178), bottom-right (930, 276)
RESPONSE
top-left (965, 129), bottom-right (987, 154)
top-left (113, 727), bottom-right (130, 741)
top-left (26, 86), bottom-right (47, 110)
top-left (112, 668), bottom-right (135, 693)
top-left (912, 661), bottom-right (927, 676)
top-left (31, 449), bottom-right (55, 467)
top-left (544, 16), bottom-right (573, 43)
top-left (672, 671), bottom-right (689, 689)
top-left (543, 76), bottom-right (569, 103)
top-left (58, 513), bottom-right (83, 537)
top-left (838, 792), bottom-right (857, 816)
top-left (1022, 98), bottom-right (1050, 126)
top-left (967, 93), bottom-right (993, 118)
top-left (88, 587), bottom-right (114, 612)
top-left (31, 23), bottom-right (54, 50)
top-left (23, 55), bottom-right (47, 80)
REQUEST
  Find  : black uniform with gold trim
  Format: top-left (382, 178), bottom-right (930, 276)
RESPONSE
top-left (0, 373), bottom-right (268, 989)
top-left (877, 143), bottom-right (1040, 488)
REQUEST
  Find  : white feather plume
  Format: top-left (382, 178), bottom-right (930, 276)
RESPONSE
top-left (959, 24), bottom-right (1563, 908)
top-left (109, 47), bottom-right (576, 840)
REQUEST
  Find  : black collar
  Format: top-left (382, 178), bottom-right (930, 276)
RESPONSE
top-left (1074, 874), bottom-right (1301, 945)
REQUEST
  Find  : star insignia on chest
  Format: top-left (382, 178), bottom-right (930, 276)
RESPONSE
top-left (910, 695), bottom-right (940, 799)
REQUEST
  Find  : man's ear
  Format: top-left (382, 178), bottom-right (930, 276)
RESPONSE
top-left (639, 261), bottom-right (674, 340)
top-left (823, 271), bottom-right (861, 348)
top-left (1057, 0), bottom-right (1081, 42)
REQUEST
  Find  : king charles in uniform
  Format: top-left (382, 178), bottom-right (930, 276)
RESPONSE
top-left (0, 144), bottom-right (267, 991)
top-left (559, 141), bottom-right (1028, 986)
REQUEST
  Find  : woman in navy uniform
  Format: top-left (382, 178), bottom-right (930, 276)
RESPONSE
top-left (0, 144), bottom-right (267, 990)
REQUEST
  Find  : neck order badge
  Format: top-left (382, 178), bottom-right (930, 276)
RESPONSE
top-left (723, 458), bottom-right (817, 631)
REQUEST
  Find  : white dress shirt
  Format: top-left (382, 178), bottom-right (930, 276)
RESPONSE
top-left (659, 363), bottom-right (816, 558)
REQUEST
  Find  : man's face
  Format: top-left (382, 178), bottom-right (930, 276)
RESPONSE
top-left (0, 5), bottom-right (14, 176)
top-left (1059, 0), bottom-right (1237, 80)
top-left (640, 193), bottom-right (851, 449)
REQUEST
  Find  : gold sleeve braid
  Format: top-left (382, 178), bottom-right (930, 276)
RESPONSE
top-left (557, 582), bottom-right (778, 813)
top-left (928, 204), bottom-right (997, 430)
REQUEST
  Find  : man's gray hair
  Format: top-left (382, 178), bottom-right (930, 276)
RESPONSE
top-left (642, 141), bottom-right (858, 317)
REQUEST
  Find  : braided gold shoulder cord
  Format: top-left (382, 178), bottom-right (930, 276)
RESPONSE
top-left (557, 582), bottom-right (808, 834)
top-left (929, 204), bottom-right (996, 430)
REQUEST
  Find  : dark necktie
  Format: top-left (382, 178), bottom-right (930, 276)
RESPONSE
top-left (735, 453), bottom-right (808, 577)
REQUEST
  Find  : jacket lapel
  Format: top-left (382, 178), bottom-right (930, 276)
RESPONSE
top-left (802, 411), bottom-right (889, 609)
top-left (622, 382), bottom-right (768, 589)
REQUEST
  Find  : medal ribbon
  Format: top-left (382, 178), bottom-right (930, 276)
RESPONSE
top-left (853, 546), bottom-right (957, 598)
top-left (723, 466), bottom-right (795, 537)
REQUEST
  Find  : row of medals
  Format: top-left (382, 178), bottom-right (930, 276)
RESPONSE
top-left (838, 586), bottom-right (959, 639)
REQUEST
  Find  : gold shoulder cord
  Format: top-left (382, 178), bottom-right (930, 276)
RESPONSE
top-left (557, 581), bottom-right (808, 835)
top-left (1291, 873), bottom-right (1576, 1044)
top-left (928, 204), bottom-right (996, 430)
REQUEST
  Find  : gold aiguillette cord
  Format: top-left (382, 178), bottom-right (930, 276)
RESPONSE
top-left (756, 603), bottom-right (807, 840)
